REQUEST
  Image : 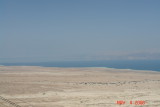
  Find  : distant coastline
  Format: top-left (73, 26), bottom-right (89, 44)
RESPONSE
top-left (1, 60), bottom-right (160, 72)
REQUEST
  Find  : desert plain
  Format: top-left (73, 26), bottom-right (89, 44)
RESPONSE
top-left (0, 66), bottom-right (160, 107)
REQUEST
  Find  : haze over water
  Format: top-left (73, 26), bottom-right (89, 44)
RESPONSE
top-left (1, 0), bottom-right (160, 69)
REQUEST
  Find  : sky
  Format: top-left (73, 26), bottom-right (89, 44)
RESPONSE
top-left (1, 0), bottom-right (160, 62)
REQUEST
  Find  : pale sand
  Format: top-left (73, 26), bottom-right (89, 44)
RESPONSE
top-left (0, 66), bottom-right (160, 107)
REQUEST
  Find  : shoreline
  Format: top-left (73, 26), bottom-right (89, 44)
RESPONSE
top-left (1, 60), bottom-right (160, 72)
top-left (0, 65), bottom-right (160, 73)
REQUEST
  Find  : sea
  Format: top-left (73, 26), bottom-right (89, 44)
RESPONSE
top-left (1, 60), bottom-right (160, 72)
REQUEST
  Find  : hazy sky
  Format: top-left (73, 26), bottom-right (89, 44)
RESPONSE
top-left (1, 0), bottom-right (160, 62)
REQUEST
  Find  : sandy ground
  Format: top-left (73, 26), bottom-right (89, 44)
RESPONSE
top-left (0, 66), bottom-right (160, 107)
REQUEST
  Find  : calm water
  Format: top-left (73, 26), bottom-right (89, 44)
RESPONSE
top-left (1, 60), bottom-right (160, 72)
